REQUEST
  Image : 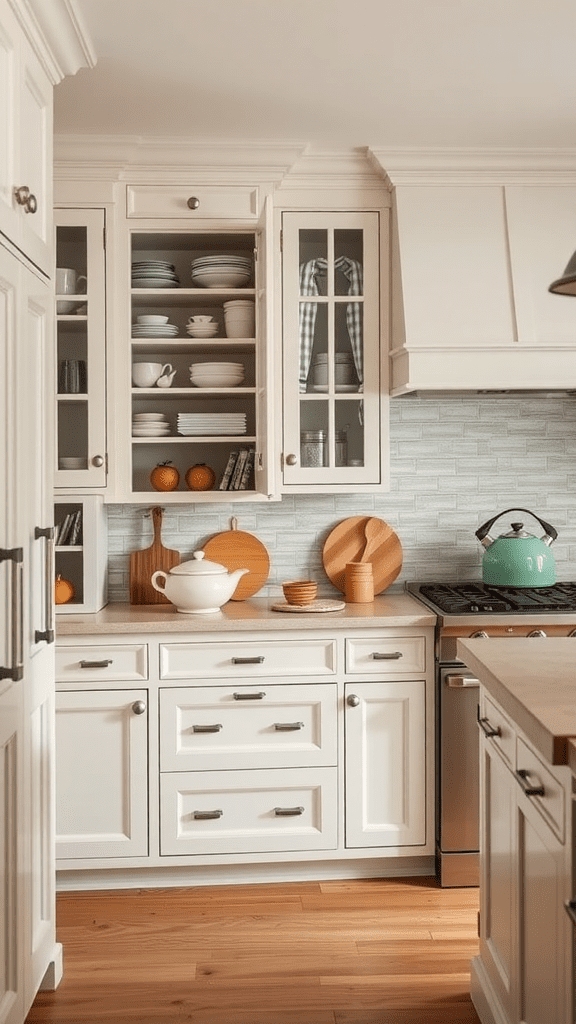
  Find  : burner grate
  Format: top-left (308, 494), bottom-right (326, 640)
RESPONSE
top-left (417, 581), bottom-right (576, 614)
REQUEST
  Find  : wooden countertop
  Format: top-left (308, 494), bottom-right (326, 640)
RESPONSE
top-left (55, 592), bottom-right (436, 636)
top-left (458, 637), bottom-right (576, 766)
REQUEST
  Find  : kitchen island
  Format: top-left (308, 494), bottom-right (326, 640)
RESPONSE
top-left (55, 593), bottom-right (437, 891)
top-left (458, 637), bottom-right (576, 1024)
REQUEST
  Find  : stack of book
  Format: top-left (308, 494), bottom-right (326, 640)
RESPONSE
top-left (55, 509), bottom-right (82, 546)
top-left (218, 449), bottom-right (255, 491)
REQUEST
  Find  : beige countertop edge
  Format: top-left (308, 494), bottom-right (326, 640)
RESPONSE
top-left (458, 638), bottom-right (576, 766)
top-left (55, 593), bottom-right (436, 636)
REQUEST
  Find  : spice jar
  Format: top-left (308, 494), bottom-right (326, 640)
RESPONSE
top-left (300, 430), bottom-right (326, 467)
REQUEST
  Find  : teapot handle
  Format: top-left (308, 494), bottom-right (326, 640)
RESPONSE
top-left (476, 508), bottom-right (557, 544)
top-left (151, 570), bottom-right (167, 592)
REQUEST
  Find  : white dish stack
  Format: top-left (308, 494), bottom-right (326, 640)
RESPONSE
top-left (191, 254), bottom-right (252, 289)
top-left (223, 299), bottom-right (255, 338)
top-left (132, 412), bottom-right (170, 436)
top-left (177, 412), bottom-right (247, 436)
top-left (189, 361), bottom-right (244, 388)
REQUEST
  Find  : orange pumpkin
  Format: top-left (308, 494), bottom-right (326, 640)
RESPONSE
top-left (150, 461), bottom-right (180, 491)
top-left (185, 463), bottom-right (216, 491)
top-left (55, 574), bottom-right (75, 605)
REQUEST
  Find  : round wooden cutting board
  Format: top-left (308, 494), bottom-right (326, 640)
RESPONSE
top-left (322, 515), bottom-right (403, 595)
top-left (202, 517), bottom-right (271, 601)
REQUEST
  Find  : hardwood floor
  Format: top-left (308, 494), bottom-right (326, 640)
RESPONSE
top-left (26, 876), bottom-right (481, 1024)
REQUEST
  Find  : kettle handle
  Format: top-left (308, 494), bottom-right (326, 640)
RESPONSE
top-left (476, 508), bottom-right (558, 544)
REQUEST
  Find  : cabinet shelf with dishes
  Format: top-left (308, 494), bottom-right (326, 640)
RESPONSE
top-left (54, 495), bottom-right (107, 614)
top-left (119, 227), bottom-right (273, 501)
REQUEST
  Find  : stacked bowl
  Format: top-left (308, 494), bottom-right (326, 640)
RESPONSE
top-left (189, 361), bottom-right (244, 388)
top-left (186, 317), bottom-right (219, 339)
top-left (191, 255), bottom-right (252, 289)
top-left (282, 580), bottom-right (318, 606)
top-left (223, 299), bottom-right (255, 338)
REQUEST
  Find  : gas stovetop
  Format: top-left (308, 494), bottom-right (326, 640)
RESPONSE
top-left (407, 581), bottom-right (576, 615)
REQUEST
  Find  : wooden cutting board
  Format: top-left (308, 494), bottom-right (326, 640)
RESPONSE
top-left (322, 515), bottom-right (403, 595)
top-left (130, 506), bottom-right (181, 605)
top-left (203, 517), bottom-right (270, 601)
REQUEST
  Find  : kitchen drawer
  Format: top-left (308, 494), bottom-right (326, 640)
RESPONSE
top-left (479, 693), bottom-right (515, 768)
top-left (516, 737), bottom-right (565, 842)
top-left (160, 767), bottom-right (337, 855)
top-left (159, 683), bottom-right (337, 771)
top-left (345, 636), bottom-right (426, 675)
top-left (159, 639), bottom-right (336, 680)
top-left (56, 644), bottom-right (149, 682)
top-left (126, 184), bottom-right (260, 220)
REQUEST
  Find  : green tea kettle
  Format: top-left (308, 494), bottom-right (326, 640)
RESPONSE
top-left (475, 508), bottom-right (558, 587)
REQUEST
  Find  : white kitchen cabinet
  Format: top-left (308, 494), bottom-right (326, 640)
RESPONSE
top-left (280, 210), bottom-right (389, 492)
top-left (474, 690), bottom-right (573, 1024)
top-left (344, 680), bottom-right (427, 848)
top-left (108, 187), bottom-right (276, 503)
top-left (55, 688), bottom-right (149, 860)
top-left (54, 495), bottom-right (107, 614)
top-left (54, 208), bottom-right (107, 488)
top-left (0, 0), bottom-right (52, 275)
top-left (389, 181), bottom-right (576, 394)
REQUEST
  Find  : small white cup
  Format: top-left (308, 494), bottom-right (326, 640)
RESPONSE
top-left (132, 362), bottom-right (172, 388)
top-left (56, 268), bottom-right (87, 295)
top-left (189, 315), bottom-right (214, 323)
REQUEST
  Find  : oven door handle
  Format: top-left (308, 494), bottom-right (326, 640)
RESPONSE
top-left (445, 674), bottom-right (480, 688)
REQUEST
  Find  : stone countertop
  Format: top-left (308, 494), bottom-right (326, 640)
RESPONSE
top-left (55, 592), bottom-right (436, 636)
top-left (458, 637), bottom-right (576, 766)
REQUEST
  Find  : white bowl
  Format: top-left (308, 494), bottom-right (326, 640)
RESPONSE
top-left (191, 271), bottom-right (251, 289)
top-left (188, 315), bottom-right (215, 323)
top-left (136, 315), bottom-right (169, 324)
top-left (186, 327), bottom-right (219, 338)
top-left (190, 362), bottom-right (243, 370)
top-left (132, 412), bottom-right (168, 421)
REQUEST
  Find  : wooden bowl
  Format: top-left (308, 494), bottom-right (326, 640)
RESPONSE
top-left (282, 580), bottom-right (318, 606)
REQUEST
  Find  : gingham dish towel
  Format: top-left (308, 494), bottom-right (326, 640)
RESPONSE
top-left (298, 257), bottom-right (364, 392)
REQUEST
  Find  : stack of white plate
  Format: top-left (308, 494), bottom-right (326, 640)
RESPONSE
top-left (132, 322), bottom-right (179, 338)
top-left (132, 412), bottom-right (171, 437)
top-left (189, 361), bottom-right (244, 388)
top-left (186, 322), bottom-right (219, 338)
top-left (191, 255), bottom-right (252, 289)
top-left (177, 413), bottom-right (247, 436)
top-left (132, 260), bottom-right (180, 289)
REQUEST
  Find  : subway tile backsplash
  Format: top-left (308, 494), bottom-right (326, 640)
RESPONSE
top-left (107, 395), bottom-right (576, 601)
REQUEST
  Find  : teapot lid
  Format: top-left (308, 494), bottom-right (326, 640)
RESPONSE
top-left (169, 550), bottom-right (227, 576)
top-left (501, 522), bottom-right (533, 539)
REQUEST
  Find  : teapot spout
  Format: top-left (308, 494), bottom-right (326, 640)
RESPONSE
top-left (231, 568), bottom-right (249, 584)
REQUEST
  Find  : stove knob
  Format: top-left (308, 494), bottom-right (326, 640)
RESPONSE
top-left (470, 630), bottom-right (489, 639)
top-left (527, 629), bottom-right (547, 638)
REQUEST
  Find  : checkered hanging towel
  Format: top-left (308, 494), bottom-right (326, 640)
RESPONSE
top-left (298, 257), bottom-right (363, 392)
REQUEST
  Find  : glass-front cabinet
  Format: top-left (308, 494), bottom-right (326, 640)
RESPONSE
top-left (54, 208), bottom-right (106, 489)
top-left (281, 211), bottom-right (387, 491)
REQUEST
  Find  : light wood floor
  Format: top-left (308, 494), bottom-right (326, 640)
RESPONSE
top-left (26, 876), bottom-right (481, 1024)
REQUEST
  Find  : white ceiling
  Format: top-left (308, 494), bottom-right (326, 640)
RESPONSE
top-left (54, 0), bottom-right (576, 151)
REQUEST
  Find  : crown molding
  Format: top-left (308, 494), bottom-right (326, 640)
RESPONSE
top-left (369, 147), bottom-right (576, 186)
top-left (10, 0), bottom-right (95, 83)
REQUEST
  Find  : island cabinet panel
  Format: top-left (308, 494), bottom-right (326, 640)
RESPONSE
top-left (159, 639), bottom-right (337, 679)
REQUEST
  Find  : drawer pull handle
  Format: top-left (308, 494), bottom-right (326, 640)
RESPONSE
top-left (274, 721), bottom-right (305, 731)
top-left (193, 809), bottom-right (222, 820)
top-left (231, 656), bottom-right (265, 665)
top-left (477, 707), bottom-right (501, 738)
top-left (79, 659), bottom-right (113, 669)
top-left (132, 700), bottom-right (146, 715)
top-left (372, 651), bottom-right (403, 660)
top-left (233, 691), bottom-right (266, 700)
top-left (187, 196), bottom-right (200, 210)
top-left (274, 806), bottom-right (305, 817)
top-left (515, 768), bottom-right (545, 798)
top-left (445, 674), bottom-right (480, 688)
top-left (192, 724), bottom-right (222, 733)
top-left (565, 899), bottom-right (576, 926)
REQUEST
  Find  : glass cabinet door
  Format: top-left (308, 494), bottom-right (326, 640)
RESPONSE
top-left (281, 211), bottom-right (382, 488)
top-left (54, 208), bottom-right (106, 489)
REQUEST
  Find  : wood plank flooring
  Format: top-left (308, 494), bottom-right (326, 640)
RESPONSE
top-left (26, 876), bottom-right (481, 1024)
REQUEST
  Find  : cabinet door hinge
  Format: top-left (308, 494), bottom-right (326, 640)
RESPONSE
top-left (103, 225), bottom-right (107, 249)
top-left (477, 911), bottom-right (481, 937)
top-left (280, 229), bottom-right (283, 252)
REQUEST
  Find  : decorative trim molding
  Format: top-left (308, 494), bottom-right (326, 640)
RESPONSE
top-left (9, 0), bottom-right (95, 83)
top-left (369, 147), bottom-right (576, 186)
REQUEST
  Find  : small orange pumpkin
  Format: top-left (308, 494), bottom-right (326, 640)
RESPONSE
top-left (150, 461), bottom-right (180, 492)
top-left (55, 574), bottom-right (75, 605)
top-left (185, 463), bottom-right (216, 491)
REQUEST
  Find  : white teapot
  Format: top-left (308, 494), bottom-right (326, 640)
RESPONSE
top-left (151, 550), bottom-right (248, 613)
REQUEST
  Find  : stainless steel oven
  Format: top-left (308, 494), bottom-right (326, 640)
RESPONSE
top-left (406, 581), bottom-right (576, 887)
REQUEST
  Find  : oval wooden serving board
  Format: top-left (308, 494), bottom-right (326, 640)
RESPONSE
top-left (202, 517), bottom-right (270, 601)
top-left (322, 515), bottom-right (403, 595)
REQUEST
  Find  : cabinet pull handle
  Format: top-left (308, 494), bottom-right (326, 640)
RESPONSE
top-left (79, 659), bottom-right (113, 669)
top-left (92, 455), bottom-right (104, 467)
top-left (132, 700), bottom-right (147, 715)
top-left (0, 547), bottom-right (24, 681)
top-left (273, 721), bottom-right (304, 731)
top-left (477, 706), bottom-right (501, 738)
top-left (14, 185), bottom-right (37, 213)
top-left (231, 656), bottom-right (265, 664)
top-left (372, 651), bottom-right (403, 660)
top-left (193, 809), bottom-right (222, 820)
top-left (274, 806), bottom-right (305, 816)
top-left (347, 694), bottom-right (360, 707)
top-left (187, 196), bottom-right (200, 210)
top-left (34, 526), bottom-right (55, 644)
top-left (445, 674), bottom-right (480, 688)
top-left (192, 724), bottom-right (222, 733)
top-left (515, 768), bottom-right (545, 798)
top-left (232, 691), bottom-right (266, 700)
top-left (565, 900), bottom-right (576, 926)
top-left (285, 453), bottom-right (298, 466)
